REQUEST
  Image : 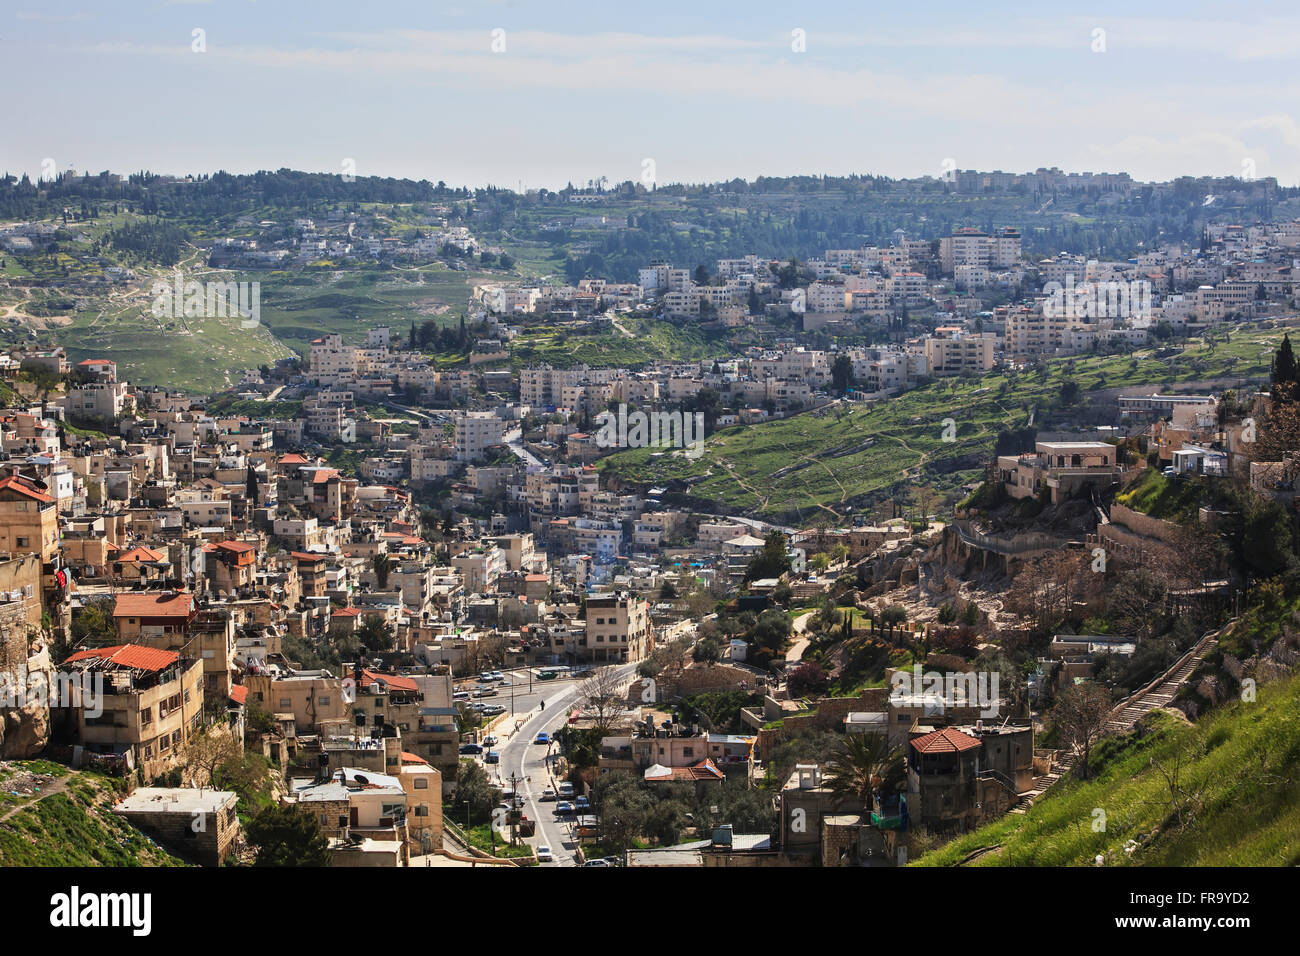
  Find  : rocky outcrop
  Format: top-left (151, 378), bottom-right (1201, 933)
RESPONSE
top-left (0, 643), bottom-right (53, 759)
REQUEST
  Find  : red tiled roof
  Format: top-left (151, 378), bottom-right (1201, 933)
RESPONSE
top-left (113, 591), bottom-right (195, 619)
top-left (229, 685), bottom-right (249, 705)
top-left (910, 726), bottom-right (982, 755)
top-left (78, 358), bottom-right (114, 366)
top-left (400, 752), bottom-right (429, 765)
top-left (118, 546), bottom-right (166, 563)
top-left (290, 551), bottom-right (327, 563)
top-left (0, 475), bottom-right (55, 503)
top-left (359, 669), bottom-right (418, 693)
top-left (312, 469), bottom-right (340, 484)
top-left (279, 454), bottom-right (308, 465)
top-left (65, 644), bottom-right (180, 672)
top-left (214, 540), bottom-right (256, 553)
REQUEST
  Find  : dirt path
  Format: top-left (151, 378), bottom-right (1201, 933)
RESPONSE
top-left (0, 775), bottom-right (71, 824)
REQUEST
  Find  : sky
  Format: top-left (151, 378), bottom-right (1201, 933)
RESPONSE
top-left (4, 1), bottom-right (1300, 190)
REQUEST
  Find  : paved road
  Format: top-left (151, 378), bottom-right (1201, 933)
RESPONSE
top-left (502, 427), bottom-right (544, 468)
top-left (490, 662), bottom-right (638, 867)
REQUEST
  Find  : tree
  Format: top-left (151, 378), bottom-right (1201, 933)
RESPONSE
top-left (372, 552), bottom-right (391, 590)
top-left (245, 464), bottom-right (259, 509)
top-left (68, 598), bottom-right (115, 653)
top-left (1271, 334), bottom-right (1297, 389)
top-left (786, 661), bottom-right (829, 698)
top-left (579, 667), bottom-right (627, 734)
top-left (456, 759), bottom-right (494, 824)
top-left (1053, 682), bottom-right (1113, 779)
top-left (356, 615), bottom-right (392, 655)
top-left (831, 354), bottom-right (854, 394)
top-left (246, 804), bottom-right (330, 867)
top-left (745, 531), bottom-right (791, 581)
top-left (181, 725), bottom-right (243, 788)
top-left (824, 733), bottom-right (906, 808)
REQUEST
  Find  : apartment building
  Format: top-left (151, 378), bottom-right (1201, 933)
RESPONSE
top-left (454, 411), bottom-right (504, 462)
top-left (582, 591), bottom-right (652, 663)
top-left (60, 644), bottom-right (205, 782)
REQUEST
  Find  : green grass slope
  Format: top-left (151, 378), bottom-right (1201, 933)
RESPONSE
top-left (0, 761), bottom-right (189, 867)
top-left (913, 670), bottom-right (1300, 867)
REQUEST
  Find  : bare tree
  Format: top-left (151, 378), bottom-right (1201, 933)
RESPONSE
top-left (181, 724), bottom-right (243, 788)
top-left (580, 667), bottom-right (628, 734)
top-left (1148, 744), bottom-right (1209, 830)
top-left (1053, 682), bottom-right (1113, 779)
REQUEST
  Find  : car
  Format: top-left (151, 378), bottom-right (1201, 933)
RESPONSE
top-left (575, 796), bottom-right (589, 811)
top-left (482, 704), bottom-right (506, 716)
top-left (469, 702), bottom-right (488, 712)
top-left (582, 859), bottom-right (611, 867)
top-left (534, 732), bottom-right (550, 745)
top-left (603, 856), bottom-right (620, 867)
top-left (458, 743), bottom-right (483, 755)
top-left (1163, 466), bottom-right (1177, 477)
top-left (482, 735), bottom-right (499, 747)
top-left (452, 691), bottom-right (470, 702)
top-left (536, 845), bottom-right (554, 862)
top-left (473, 688), bottom-right (498, 698)
top-left (555, 801), bottom-right (575, 816)
top-left (489, 670), bottom-right (505, 681)
top-left (541, 787), bottom-right (557, 801)
top-left (485, 751), bottom-right (500, 764)
top-left (479, 672), bottom-right (493, 682)
top-left (557, 782), bottom-right (575, 799)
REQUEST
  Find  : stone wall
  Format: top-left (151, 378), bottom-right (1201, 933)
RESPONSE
top-left (0, 599), bottom-right (51, 759)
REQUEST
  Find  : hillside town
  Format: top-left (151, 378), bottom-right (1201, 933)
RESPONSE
top-left (0, 198), bottom-right (1297, 871)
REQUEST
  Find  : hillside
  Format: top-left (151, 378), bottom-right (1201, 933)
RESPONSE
top-left (0, 761), bottom-right (189, 867)
top-left (913, 669), bottom-right (1300, 867)
top-left (600, 327), bottom-right (1287, 522)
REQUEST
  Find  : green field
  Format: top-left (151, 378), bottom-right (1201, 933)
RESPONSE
top-left (913, 668), bottom-right (1300, 867)
top-left (599, 324), bottom-right (1289, 521)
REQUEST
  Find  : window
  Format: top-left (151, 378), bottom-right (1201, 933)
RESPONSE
top-left (413, 778), bottom-right (428, 790)
top-left (318, 696), bottom-right (331, 707)
top-left (14, 537), bottom-right (27, 548)
top-left (278, 698), bottom-right (292, 709)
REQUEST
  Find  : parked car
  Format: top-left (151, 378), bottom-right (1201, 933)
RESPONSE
top-left (575, 796), bottom-right (589, 811)
top-left (557, 782), bottom-right (575, 799)
top-left (482, 704), bottom-right (506, 716)
top-left (541, 787), bottom-right (557, 801)
top-left (582, 859), bottom-right (611, 867)
top-left (452, 691), bottom-right (470, 702)
top-left (482, 735), bottom-right (499, 747)
top-left (488, 670), bottom-right (505, 681)
top-left (555, 801), bottom-right (575, 816)
top-left (479, 672), bottom-right (493, 682)
top-left (534, 732), bottom-right (550, 745)
top-left (473, 688), bottom-right (498, 698)
top-left (459, 743), bottom-right (483, 755)
top-left (485, 751), bottom-right (500, 764)
top-left (536, 845), bottom-right (554, 862)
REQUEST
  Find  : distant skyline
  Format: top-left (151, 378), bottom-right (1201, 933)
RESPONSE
top-left (5, 1), bottom-right (1300, 189)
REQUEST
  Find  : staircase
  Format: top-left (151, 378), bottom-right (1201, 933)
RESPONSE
top-left (1104, 631), bottom-right (1218, 734)
top-left (1009, 627), bottom-right (1221, 815)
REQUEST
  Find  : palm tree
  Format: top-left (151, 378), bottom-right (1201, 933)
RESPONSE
top-left (825, 733), bottom-right (906, 809)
